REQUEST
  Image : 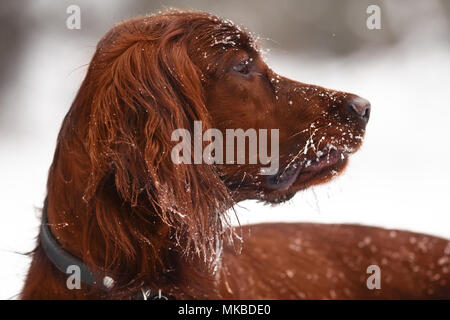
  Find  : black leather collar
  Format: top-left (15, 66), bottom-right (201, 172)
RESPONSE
top-left (40, 199), bottom-right (169, 300)
top-left (40, 199), bottom-right (114, 291)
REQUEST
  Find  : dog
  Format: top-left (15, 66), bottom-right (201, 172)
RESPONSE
top-left (21, 10), bottom-right (449, 299)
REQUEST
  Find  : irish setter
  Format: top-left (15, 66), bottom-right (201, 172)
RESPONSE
top-left (22, 10), bottom-right (449, 299)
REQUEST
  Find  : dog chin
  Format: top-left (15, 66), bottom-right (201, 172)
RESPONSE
top-left (260, 149), bottom-right (350, 204)
top-left (223, 147), bottom-right (351, 204)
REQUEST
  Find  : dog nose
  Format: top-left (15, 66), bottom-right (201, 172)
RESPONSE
top-left (345, 97), bottom-right (371, 125)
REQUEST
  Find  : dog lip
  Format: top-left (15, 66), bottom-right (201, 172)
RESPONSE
top-left (264, 148), bottom-right (346, 191)
top-left (265, 161), bottom-right (302, 191)
top-left (301, 148), bottom-right (343, 173)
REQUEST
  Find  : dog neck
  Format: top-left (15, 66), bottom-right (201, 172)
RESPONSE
top-left (39, 145), bottom-right (227, 299)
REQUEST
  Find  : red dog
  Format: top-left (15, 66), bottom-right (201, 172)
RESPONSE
top-left (22, 10), bottom-right (449, 299)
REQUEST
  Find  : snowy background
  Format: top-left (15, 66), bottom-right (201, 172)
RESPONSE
top-left (1, 0), bottom-right (449, 299)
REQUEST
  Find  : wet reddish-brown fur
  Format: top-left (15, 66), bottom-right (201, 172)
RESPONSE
top-left (21, 10), bottom-right (449, 299)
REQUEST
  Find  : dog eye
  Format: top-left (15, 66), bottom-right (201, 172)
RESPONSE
top-left (233, 60), bottom-right (251, 74)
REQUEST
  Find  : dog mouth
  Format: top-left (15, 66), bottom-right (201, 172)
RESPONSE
top-left (265, 146), bottom-right (349, 191)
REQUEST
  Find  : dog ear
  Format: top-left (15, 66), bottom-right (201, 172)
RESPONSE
top-left (83, 22), bottom-right (234, 267)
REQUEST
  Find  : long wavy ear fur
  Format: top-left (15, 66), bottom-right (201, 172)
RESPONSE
top-left (79, 15), bottom-right (234, 272)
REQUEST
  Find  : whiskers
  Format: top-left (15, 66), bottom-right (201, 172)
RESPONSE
top-left (281, 120), bottom-right (328, 178)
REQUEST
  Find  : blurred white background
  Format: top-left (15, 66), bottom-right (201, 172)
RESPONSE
top-left (0, 0), bottom-right (449, 299)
